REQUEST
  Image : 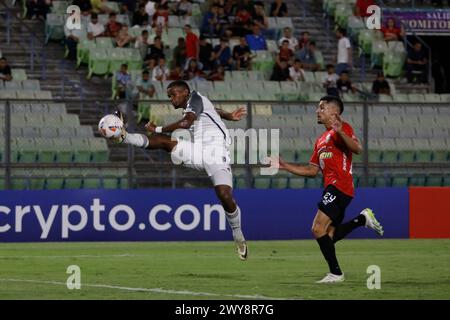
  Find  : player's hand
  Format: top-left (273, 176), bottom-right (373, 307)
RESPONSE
top-left (331, 114), bottom-right (343, 133)
top-left (145, 121), bottom-right (157, 133)
top-left (268, 156), bottom-right (288, 170)
top-left (230, 107), bottom-right (247, 121)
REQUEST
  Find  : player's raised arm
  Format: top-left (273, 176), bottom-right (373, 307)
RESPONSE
top-left (145, 112), bottom-right (197, 133)
top-left (269, 157), bottom-right (319, 177)
top-left (332, 114), bottom-right (363, 154)
top-left (215, 107), bottom-right (247, 121)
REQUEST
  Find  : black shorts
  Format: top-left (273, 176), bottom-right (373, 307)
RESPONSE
top-left (317, 185), bottom-right (353, 226)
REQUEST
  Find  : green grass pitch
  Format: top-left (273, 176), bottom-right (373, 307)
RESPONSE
top-left (0, 240), bottom-right (449, 299)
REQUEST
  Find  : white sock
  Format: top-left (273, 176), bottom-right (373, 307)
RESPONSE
top-left (123, 133), bottom-right (149, 148)
top-left (225, 206), bottom-right (245, 242)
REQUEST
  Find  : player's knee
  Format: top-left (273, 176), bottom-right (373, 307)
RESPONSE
top-left (215, 187), bottom-right (235, 210)
top-left (311, 223), bottom-right (325, 239)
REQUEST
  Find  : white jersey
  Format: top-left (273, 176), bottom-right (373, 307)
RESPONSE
top-left (182, 91), bottom-right (230, 146)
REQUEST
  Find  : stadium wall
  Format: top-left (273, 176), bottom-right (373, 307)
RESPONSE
top-left (0, 188), bottom-right (447, 242)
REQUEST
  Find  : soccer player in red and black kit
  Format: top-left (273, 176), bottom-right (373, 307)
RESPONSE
top-left (270, 95), bottom-right (384, 283)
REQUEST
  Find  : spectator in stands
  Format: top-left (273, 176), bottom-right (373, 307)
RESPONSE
top-left (289, 59), bottom-right (305, 82)
top-left (233, 36), bottom-right (253, 71)
top-left (132, 70), bottom-right (155, 99)
top-left (277, 39), bottom-right (294, 64)
top-left (253, 1), bottom-right (273, 39)
top-left (105, 12), bottom-right (123, 37)
top-left (116, 25), bottom-right (134, 48)
top-left (232, 6), bottom-right (253, 37)
top-left (295, 41), bottom-right (319, 71)
top-left (217, 5), bottom-right (231, 37)
top-left (201, 4), bottom-right (219, 37)
top-left (335, 27), bottom-right (352, 75)
top-left (298, 31), bottom-right (310, 50)
top-left (132, 3), bottom-right (149, 26)
top-left (173, 0), bottom-right (192, 17)
top-left (172, 37), bottom-right (187, 69)
top-left (372, 71), bottom-right (391, 95)
top-left (270, 0), bottom-right (288, 17)
top-left (355, 0), bottom-right (375, 18)
top-left (270, 59), bottom-right (290, 81)
top-left (72, 0), bottom-right (92, 16)
top-left (212, 37), bottom-right (233, 70)
top-left (246, 24), bottom-right (267, 51)
top-left (207, 65), bottom-right (225, 81)
top-left (406, 41), bottom-right (428, 84)
top-left (381, 18), bottom-right (405, 42)
top-left (322, 64), bottom-right (339, 96)
top-left (169, 65), bottom-right (184, 80)
top-left (199, 35), bottom-right (214, 71)
top-left (143, 56), bottom-right (157, 75)
top-left (146, 36), bottom-right (165, 61)
top-left (145, 0), bottom-right (156, 21)
top-left (90, 0), bottom-right (115, 14)
top-left (152, 57), bottom-right (170, 82)
top-left (64, 11), bottom-right (83, 60)
top-left (135, 29), bottom-right (151, 58)
top-left (26, 0), bottom-right (51, 19)
top-left (0, 57), bottom-right (13, 82)
top-left (183, 59), bottom-right (206, 81)
top-left (336, 71), bottom-right (356, 96)
top-left (278, 27), bottom-right (298, 52)
top-left (87, 13), bottom-right (105, 40)
top-left (115, 63), bottom-right (132, 99)
top-left (152, 3), bottom-right (169, 30)
top-left (185, 24), bottom-right (199, 60)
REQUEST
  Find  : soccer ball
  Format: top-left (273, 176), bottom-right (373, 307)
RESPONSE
top-left (98, 114), bottom-right (123, 139)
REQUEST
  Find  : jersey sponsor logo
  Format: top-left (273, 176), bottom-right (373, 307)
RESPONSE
top-left (322, 192), bottom-right (337, 205)
top-left (319, 152), bottom-right (333, 160)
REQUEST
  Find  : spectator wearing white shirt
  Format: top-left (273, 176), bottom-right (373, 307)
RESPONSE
top-left (322, 64), bottom-right (339, 96)
top-left (87, 13), bottom-right (105, 40)
top-left (152, 57), bottom-right (170, 81)
top-left (289, 59), bottom-right (305, 82)
top-left (335, 28), bottom-right (352, 75)
top-left (278, 27), bottom-right (298, 52)
top-left (64, 11), bottom-right (83, 60)
top-left (135, 29), bottom-right (151, 58)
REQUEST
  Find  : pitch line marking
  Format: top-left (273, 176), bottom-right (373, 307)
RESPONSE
top-left (0, 278), bottom-right (299, 300)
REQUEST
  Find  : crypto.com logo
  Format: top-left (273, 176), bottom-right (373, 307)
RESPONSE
top-left (366, 5), bottom-right (381, 30)
top-left (65, 5), bottom-right (81, 30)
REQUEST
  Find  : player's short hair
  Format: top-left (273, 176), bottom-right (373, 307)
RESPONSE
top-left (320, 95), bottom-right (344, 114)
top-left (167, 80), bottom-right (190, 93)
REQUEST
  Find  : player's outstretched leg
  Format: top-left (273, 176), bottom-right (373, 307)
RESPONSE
top-left (332, 208), bottom-right (384, 243)
top-left (215, 185), bottom-right (248, 261)
top-left (112, 111), bottom-right (177, 152)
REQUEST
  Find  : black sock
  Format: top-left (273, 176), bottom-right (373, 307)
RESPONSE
top-left (316, 234), bottom-right (342, 276)
top-left (333, 215), bottom-right (366, 243)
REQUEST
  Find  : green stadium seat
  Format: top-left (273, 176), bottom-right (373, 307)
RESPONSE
top-left (45, 168), bottom-right (64, 189)
top-left (11, 169), bottom-right (29, 190)
top-left (77, 39), bottom-right (97, 67)
top-left (82, 168), bottom-right (102, 189)
top-left (306, 177), bottom-right (323, 189)
top-left (409, 175), bottom-right (426, 186)
top-left (28, 168), bottom-right (46, 190)
top-left (16, 138), bottom-right (37, 163)
top-left (289, 176), bottom-right (306, 188)
top-left (426, 175), bottom-right (442, 187)
top-left (11, 69), bottom-right (27, 81)
top-left (71, 138), bottom-right (92, 162)
top-left (53, 138), bottom-right (74, 162)
top-left (87, 48), bottom-right (109, 78)
top-left (253, 176), bottom-right (271, 189)
top-left (271, 177), bottom-right (289, 189)
top-left (392, 176), bottom-right (408, 187)
top-left (35, 138), bottom-right (56, 162)
top-left (88, 138), bottom-right (109, 162)
top-left (64, 168), bottom-right (83, 189)
top-left (45, 13), bottom-right (65, 43)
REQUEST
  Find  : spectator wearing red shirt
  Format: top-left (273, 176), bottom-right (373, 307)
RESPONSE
top-left (355, 0), bottom-right (375, 18)
top-left (105, 12), bottom-right (122, 38)
top-left (152, 3), bottom-right (169, 30)
top-left (381, 18), bottom-right (405, 42)
top-left (184, 24), bottom-right (199, 60)
top-left (278, 39), bottom-right (294, 63)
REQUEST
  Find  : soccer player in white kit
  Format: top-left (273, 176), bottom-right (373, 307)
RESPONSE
top-left (112, 80), bottom-right (248, 260)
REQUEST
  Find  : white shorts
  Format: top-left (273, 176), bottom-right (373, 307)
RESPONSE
top-left (170, 139), bottom-right (233, 187)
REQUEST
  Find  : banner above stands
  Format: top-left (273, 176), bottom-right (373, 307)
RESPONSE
top-left (383, 9), bottom-right (450, 35)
